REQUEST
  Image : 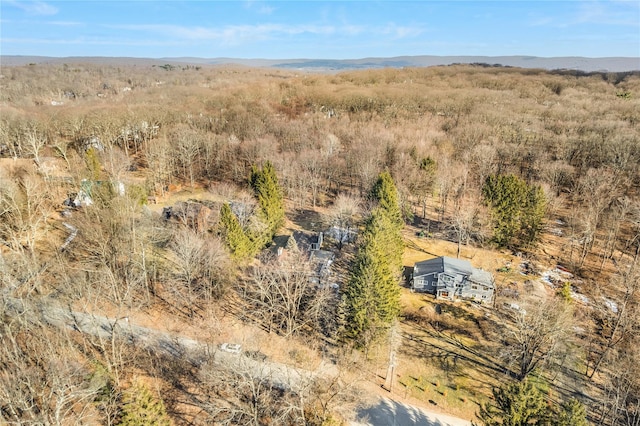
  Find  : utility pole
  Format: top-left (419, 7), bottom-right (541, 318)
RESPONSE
top-left (384, 322), bottom-right (400, 392)
top-left (384, 350), bottom-right (396, 392)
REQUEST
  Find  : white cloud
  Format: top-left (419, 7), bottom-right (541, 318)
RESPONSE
top-left (244, 0), bottom-right (275, 15)
top-left (528, 0), bottom-right (640, 28)
top-left (378, 23), bottom-right (425, 39)
top-left (5, 0), bottom-right (58, 16)
top-left (106, 23), bottom-right (343, 45)
top-left (105, 22), bottom-right (427, 45)
top-left (48, 20), bottom-right (83, 27)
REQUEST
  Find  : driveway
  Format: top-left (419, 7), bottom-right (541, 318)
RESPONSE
top-left (354, 397), bottom-right (472, 426)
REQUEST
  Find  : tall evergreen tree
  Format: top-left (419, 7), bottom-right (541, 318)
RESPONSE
top-left (249, 161), bottom-right (285, 243)
top-left (341, 245), bottom-right (378, 344)
top-left (342, 173), bottom-right (404, 348)
top-left (219, 203), bottom-right (255, 260)
top-left (520, 185), bottom-right (546, 246)
top-left (482, 174), bottom-right (546, 248)
top-left (370, 170), bottom-right (403, 229)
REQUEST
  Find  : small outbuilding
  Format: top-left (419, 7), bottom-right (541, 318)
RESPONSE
top-left (411, 256), bottom-right (494, 303)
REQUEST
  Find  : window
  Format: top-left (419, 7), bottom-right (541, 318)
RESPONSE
top-left (441, 291), bottom-right (449, 298)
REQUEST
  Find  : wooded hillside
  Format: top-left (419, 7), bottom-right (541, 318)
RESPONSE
top-left (1, 62), bottom-right (639, 425)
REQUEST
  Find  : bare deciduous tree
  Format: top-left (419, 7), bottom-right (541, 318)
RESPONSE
top-left (242, 254), bottom-right (335, 337)
top-left (324, 193), bottom-right (361, 250)
top-left (167, 227), bottom-right (230, 316)
top-left (198, 354), bottom-right (306, 425)
top-left (586, 270), bottom-right (639, 379)
top-left (22, 123), bottom-right (47, 165)
top-left (449, 194), bottom-right (487, 258)
top-left (595, 342), bottom-right (640, 426)
top-left (0, 306), bottom-right (101, 424)
top-left (501, 299), bottom-right (572, 380)
top-left (171, 125), bottom-right (201, 186)
top-left (0, 169), bottom-right (53, 254)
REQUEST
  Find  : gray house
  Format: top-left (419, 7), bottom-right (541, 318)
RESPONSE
top-left (412, 257), bottom-right (494, 303)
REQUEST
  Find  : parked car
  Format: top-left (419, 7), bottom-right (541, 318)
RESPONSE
top-left (219, 343), bottom-right (242, 354)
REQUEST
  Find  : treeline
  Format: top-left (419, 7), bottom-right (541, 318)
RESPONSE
top-left (2, 64), bottom-right (639, 263)
top-left (1, 63), bottom-right (640, 425)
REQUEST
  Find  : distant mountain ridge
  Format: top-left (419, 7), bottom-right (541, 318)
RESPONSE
top-left (2, 55), bottom-right (638, 72)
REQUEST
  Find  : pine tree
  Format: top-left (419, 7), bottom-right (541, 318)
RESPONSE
top-left (118, 382), bottom-right (171, 426)
top-left (249, 161), bottom-right (285, 243)
top-left (520, 184), bottom-right (546, 246)
top-left (219, 203), bottom-right (254, 260)
top-left (341, 205), bottom-right (402, 347)
top-left (556, 398), bottom-right (588, 426)
top-left (285, 234), bottom-right (299, 253)
top-left (341, 246), bottom-right (378, 344)
top-left (364, 209), bottom-right (402, 323)
top-left (474, 380), bottom-right (551, 426)
top-left (482, 174), bottom-right (546, 248)
top-left (370, 170), bottom-right (403, 229)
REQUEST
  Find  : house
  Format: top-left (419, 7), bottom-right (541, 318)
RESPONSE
top-left (309, 249), bottom-right (336, 288)
top-left (305, 231), bottom-right (337, 289)
top-left (411, 257), bottom-right (494, 303)
top-left (311, 232), bottom-right (324, 251)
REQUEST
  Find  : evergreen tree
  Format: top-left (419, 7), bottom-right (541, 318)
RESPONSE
top-left (474, 380), bottom-right (551, 426)
top-left (482, 174), bottom-right (546, 248)
top-left (341, 208), bottom-right (402, 347)
top-left (520, 184), bottom-right (546, 246)
top-left (85, 147), bottom-right (102, 181)
top-left (118, 382), bottom-right (171, 426)
top-left (249, 161), bottom-right (285, 243)
top-left (219, 203), bottom-right (254, 260)
top-left (341, 245), bottom-right (378, 345)
top-left (370, 170), bottom-right (403, 229)
top-left (557, 398), bottom-right (588, 426)
top-left (474, 381), bottom-right (588, 426)
top-left (365, 209), bottom-right (402, 322)
top-left (285, 234), bottom-right (299, 253)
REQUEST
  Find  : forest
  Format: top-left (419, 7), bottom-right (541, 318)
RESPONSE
top-left (0, 61), bottom-right (639, 425)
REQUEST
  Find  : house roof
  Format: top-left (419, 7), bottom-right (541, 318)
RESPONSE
top-left (310, 249), bottom-right (334, 264)
top-left (414, 256), bottom-right (473, 277)
top-left (469, 268), bottom-right (495, 288)
top-left (414, 256), bottom-right (494, 287)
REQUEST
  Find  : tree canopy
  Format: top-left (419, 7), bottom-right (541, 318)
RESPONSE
top-left (474, 380), bottom-right (587, 426)
top-left (249, 161), bottom-right (285, 244)
top-left (482, 174), bottom-right (546, 248)
top-left (218, 202), bottom-right (255, 260)
top-left (342, 172), bottom-right (403, 348)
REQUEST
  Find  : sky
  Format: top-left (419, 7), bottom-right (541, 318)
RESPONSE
top-left (1, 0), bottom-right (639, 59)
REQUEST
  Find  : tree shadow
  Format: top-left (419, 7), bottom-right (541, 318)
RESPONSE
top-left (290, 209), bottom-right (325, 232)
top-left (356, 398), bottom-right (469, 426)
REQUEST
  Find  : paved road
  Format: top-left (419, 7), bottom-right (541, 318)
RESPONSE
top-left (354, 398), bottom-right (472, 426)
top-left (3, 296), bottom-right (471, 425)
top-left (2, 296), bottom-right (316, 391)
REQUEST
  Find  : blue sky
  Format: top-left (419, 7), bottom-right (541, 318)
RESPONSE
top-left (1, 1), bottom-right (638, 58)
